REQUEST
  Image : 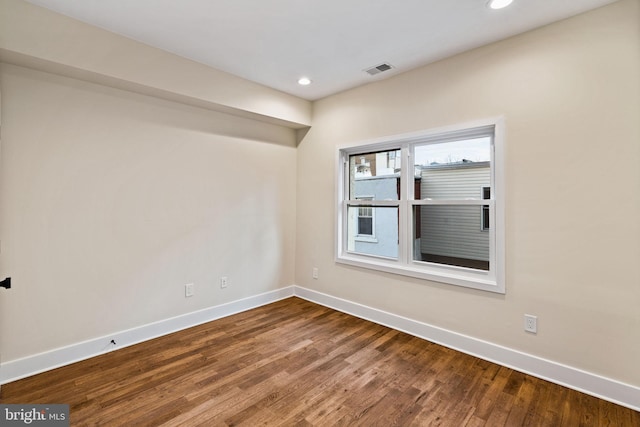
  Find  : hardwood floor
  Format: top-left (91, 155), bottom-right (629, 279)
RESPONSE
top-left (1, 297), bottom-right (638, 426)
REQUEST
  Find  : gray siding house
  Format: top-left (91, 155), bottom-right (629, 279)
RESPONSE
top-left (418, 161), bottom-right (490, 269)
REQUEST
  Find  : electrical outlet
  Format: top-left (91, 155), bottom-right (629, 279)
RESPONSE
top-left (185, 283), bottom-right (194, 297)
top-left (312, 267), bottom-right (319, 279)
top-left (524, 314), bottom-right (537, 333)
top-left (220, 276), bottom-right (228, 289)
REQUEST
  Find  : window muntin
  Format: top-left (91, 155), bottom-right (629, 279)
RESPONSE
top-left (337, 120), bottom-right (504, 293)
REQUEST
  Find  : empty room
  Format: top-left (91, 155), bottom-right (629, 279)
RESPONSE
top-left (0, 0), bottom-right (638, 425)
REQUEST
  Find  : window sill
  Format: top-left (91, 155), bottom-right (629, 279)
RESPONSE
top-left (354, 236), bottom-right (378, 243)
top-left (336, 254), bottom-right (504, 294)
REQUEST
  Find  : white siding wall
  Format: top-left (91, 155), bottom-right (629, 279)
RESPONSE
top-left (420, 165), bottom-right (490, 261)
top-left (421, 163), bottom-right (490, 199)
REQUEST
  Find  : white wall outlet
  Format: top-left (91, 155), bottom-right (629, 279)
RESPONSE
top-left (524, 314), bottom-right (537, 333)
top-left (185, 283), bottom-right (194, 297)
top-left (312, 267), bottom-right (319, 279)
top-left (220, 276), bottom-right (228, 289)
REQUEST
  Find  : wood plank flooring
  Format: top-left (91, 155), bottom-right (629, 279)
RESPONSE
top-left (1, 297), bottom-right (638, 426)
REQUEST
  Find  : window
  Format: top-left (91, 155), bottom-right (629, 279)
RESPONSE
top-left (357, 198), bottom-right (374, 236)
top-left (346, 149), bottom-right (400, 259)
top-left (336, 119), bottom-right (504, 293)
top-left (482, 187), bottom-right (491, 231)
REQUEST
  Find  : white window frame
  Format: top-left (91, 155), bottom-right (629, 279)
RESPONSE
top-left (336, 117), bottom-right (505, 294)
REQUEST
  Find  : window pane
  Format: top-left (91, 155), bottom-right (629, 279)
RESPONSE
top-left (482, 205), bottom-right (490, 231)
top-left (347, 205), bottom-right (398, 259)
top-left (349, 150), bottom-right (401, 200)
top-left (413, 205), bottom-right (489, 270)
top-left (415, 137), bottom-right (491, 200)
top-left (358, 216), bottom-right (373, 235)
top-left (483, 187), bottom-right (491, 200)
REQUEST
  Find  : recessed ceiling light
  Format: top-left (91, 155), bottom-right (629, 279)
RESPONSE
top-left (488, 0), bottom-right (514, 9)
top-left (298, 77), bottom-right (312, 86)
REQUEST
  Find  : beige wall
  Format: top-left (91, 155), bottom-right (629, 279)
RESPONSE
top-left (0, 63), bottom-right (297, 360)
top-left (296, 0), bottom-right (640, 387)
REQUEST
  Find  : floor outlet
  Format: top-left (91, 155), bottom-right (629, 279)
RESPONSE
top-left (524, 314), bottom-right (537, 333)
top-left (220, 276), bottom-right (228, 289)
top-left (185, 283), bottom-right (194, 297)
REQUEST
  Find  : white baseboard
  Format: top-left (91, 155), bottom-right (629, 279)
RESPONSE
top-left (0, 286), bottom-right (294, 385)
top-left (293, 286), bottom-right (640, 412)
top-left (2, 284), bottom-right (638, 412)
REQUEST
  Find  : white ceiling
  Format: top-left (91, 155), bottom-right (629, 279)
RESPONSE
top-left (25, 0), bottom-right (618, 101)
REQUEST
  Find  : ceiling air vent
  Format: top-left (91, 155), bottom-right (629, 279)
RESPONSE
top-left (364, 63), bottom-right (394, 76)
